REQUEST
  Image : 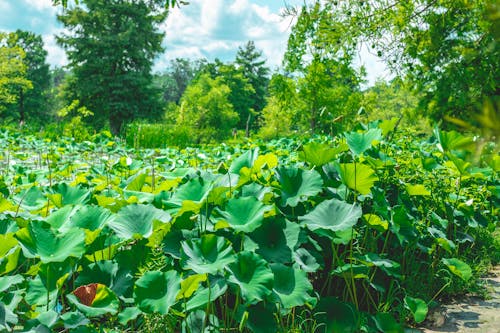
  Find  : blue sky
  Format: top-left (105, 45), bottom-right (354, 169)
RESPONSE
top-left (0, 0), bottom-right (389, 84)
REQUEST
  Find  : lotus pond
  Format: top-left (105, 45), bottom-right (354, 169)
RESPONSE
top-left (0, 123), bottom-right (498, 332)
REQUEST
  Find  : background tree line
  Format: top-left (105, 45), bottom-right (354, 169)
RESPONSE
top-left (1, 0), bottom-right (497, 145)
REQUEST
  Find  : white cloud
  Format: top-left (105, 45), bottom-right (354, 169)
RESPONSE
top-left (26, 0), bottom-right (54, 11)
top-left (43, 33), bottom-right (68, 68)
top-left (161, 0), bottom-right (294, 69)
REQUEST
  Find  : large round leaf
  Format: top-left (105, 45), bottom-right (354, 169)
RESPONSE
top-left (270, 264), bottom-right (313, 309)
top-left (336, 163), bottom-right (378, 195)
top-left (404, 296), bottom-right (428, 323)
top-left (314, 297), bottom-right (360, 333)
top-left (345, 128), bottom-right (382, 156)
top-left (216, 197), bottom-right (271, 233)
top-left (277, 167), bottom-right (323, 207)
top-left (185, 278), bottom-right (227, 311)
top-left (299, 198), bottom-right (361, 233)
top-left (180, 234), bottom-right (236, 275)
top-left (49, 183), bottom-right (91, 207)
top-left (67, 284), bottom-right (119, 317)
top-left (442, 258), bottom-right (472, 281)
top-left (108, 204), bottom-right (170, 239)
top-left (15, 221), bottom-right (85, 263)
top-left (250, 220), bottom-right (292, 263)
top-left (134, 270), bottom-right (181, 314)
top-left (64, 205), bottom-right (113, 231)
top-left (227, 252), bottom-right (273, 303)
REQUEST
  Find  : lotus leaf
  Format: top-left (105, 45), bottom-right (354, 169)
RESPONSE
top-left (336, 162), bottom-right (378, 195)
top-left (227, 252), bottom-right (273, 303)
top-left (15, 221), bottom-right (85, 262)
top-left (216, 196), bottom-right (271, 233)
top-left (134, 270), bottom-right (181, 314)
top-left (299, 198), bottom-right (361, 233)
top-left (270, 263), bottom-right (313, 308)
top-left (108, 204), bottom-right (170, 239)
top-left (277, 167), bottom-right (323, 207)
top-left (180, 234), bottom-right (236, 274)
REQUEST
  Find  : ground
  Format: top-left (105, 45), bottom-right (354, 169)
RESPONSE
top-left (407, 266), bottom-right (500, 333)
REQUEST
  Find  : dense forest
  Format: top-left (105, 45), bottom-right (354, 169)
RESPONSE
top-left (0, 0), bottom-right (498, 332)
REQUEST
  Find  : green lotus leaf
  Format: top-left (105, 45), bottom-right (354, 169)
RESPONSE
top-left (406, 184), bottom-right (431, 196)
top-left (374, 312), bottom-right (404, 333)
top-left (277, 167), bottom-right (323, 207)
top-left (293, 248), bottom-right (320, 273)
top-left (15, 221), bottom-right (85, 262)
top-left (227, 252), bottom-right (274, 303)
top-left (48, 183), bottom-right (91, 207)
top-left (14, 186), bottom-right (46, 211)
top-left (177, 274), bottom-right (207, 300)
top-left (250, 219), bottom-right (292, 263)
top-left (65, 205), bottom-right (113, 231)
top-left (134, 270), bottom-right (181, 314)
top-left (216, 196), bottom-right (272, 233)
top-left (67, 284), bottom-right (119, 317)
top-left (336, 162), bottom-right (378, 195)
top-left (363, 214), bottom-right (388, 232)
top-left (244, 302), bottom-right (278, 333)
top-left (345, 128), bottom-right (382, 156)
top-left (117, 307), bottom-right (142, 326)
top-left (125, 172), bottom-right (147, 191)
top-left (60, 311), bottom-right (90, 329)
top-left (299, 142), bottom-right (347, 167)
top-left (442, 258), bottom-right (472, 281)
top-left (180, 234), bottom-right (236, 274)
top-left (108, 204), bottom-right (170, 239)
top-left (434, 127), bottom-right (475, 153)
top-left (0, 234), bottom-right (20, 275)
top-left (33, 310), bottom-right (58, 328)
top-left (357, 253), bottom-right (401, 278)
top-left (314, 297), bottom-right (360, 333)
top-left (185, 278), bottom-right (227, 311)
top-left (229, 148), bottom-right (259, 174)
top-left (182, 309), bottom-right (219, 333)
top-left (404, 296), bottom-right (428, 323)
top-left (25, 275), bottom-right (59, 309)
top-left (168, 177), bottom-right (213, 209)
top-left (270, 263), bottom-right (313, 309)
top-left (299, 198), bottom-right (361, 233)
top-left (0, 275), bottom-right (24, 293)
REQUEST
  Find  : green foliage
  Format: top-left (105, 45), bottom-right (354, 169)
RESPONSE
top-left (0, 33), bottom-right (32, 116)
top-left (177, 73), bottom-right (238, 143)
top-left (297, 0), bottom-right (499, 126)
top-left (0, 124), bottom-right (497, 332)
top-left (5, 30), bottom-right (51, 124)
top-left (56, 0), bottom-right (168, 135)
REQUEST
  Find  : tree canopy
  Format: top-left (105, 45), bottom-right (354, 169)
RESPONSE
top-left (57, 0), bottom-right (168, 134)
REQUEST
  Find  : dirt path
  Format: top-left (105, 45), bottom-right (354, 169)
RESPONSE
top-left (407, 266), bottom-right (500, 333)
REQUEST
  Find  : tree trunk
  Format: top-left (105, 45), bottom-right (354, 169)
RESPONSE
top-left (19, 88), bottom-right (25, 124)
top-left (245, 113), bottom-right (251, 138)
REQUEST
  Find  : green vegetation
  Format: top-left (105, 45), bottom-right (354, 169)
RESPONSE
top-left (0, 124), bottom-right (498, 332)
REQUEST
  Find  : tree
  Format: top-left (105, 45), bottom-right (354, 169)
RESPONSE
top-left (201, 60), bottom-right (255, 135)
top-left (284, 3), bottom-right (364, 134)
top-left (6, 30), bottom-right (50, 124)
top-left (259, 73), bottom-right (304, 139)
top-left (290, 0), bottom-right (499, 126)
top-left (57, 0), bottom-right (168, 135)
top-left (155, 58), bottom-right (206, 104)
top-left (235, 41), bottom-right (270, 133)
top-left (177, 73), bottom-right (238, 143)
top-left (0, 33), bottom-right (32, 119)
